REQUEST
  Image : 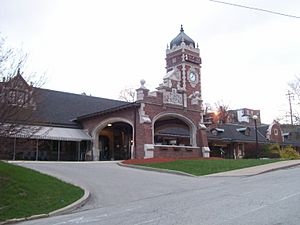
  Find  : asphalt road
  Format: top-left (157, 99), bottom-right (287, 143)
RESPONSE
top-left (13, 161), bottom-right (300, 225)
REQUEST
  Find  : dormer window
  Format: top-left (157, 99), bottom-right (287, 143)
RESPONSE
top-left (245, 128), bottom-right (251, 136)
top-left (237, 127), bottom-right (251, 136)
top-left (211, 128), bottom-right (224, 136)
top-left (283, 132), bottom-right (290, 140)
top-left (211, 129), bottom-right (218, 136)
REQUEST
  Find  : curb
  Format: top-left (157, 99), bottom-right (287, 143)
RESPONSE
top-left (256, 161), bottom-right (300, 176)
top-left (0, 187), bottom-right (90, 225)
top-left (49, 188), bottom-right (90, 216)
top-left (206, 160), bottom-right (300, 177)
top-left (118, 162), bottom-right (196, 177)
top-left (118, 160), bottom-right (300, 178)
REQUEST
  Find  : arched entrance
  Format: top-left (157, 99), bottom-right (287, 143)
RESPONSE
top-left (153, 114), bottom-right (196, 147)
top-left (92, 118), bottom-right (133, 161)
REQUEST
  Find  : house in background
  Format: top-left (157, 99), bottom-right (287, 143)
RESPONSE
top-left (0, 26), bottom-right (210, 161)
top-left (206, 107), bottom-right (300, 158)
top-left (227, 108), bottom-right (261, 126)
top-left (281, 124), bottom-right (300, 152)
top-left (203, 108), bottom-right (261, 126)
top-left (207, 121), bottom-right (284, 158)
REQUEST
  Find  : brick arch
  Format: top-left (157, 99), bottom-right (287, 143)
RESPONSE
top-left (152, 113), bottom-right (197, 147)
top-left (266, 121), bottom-right (284, 143)
top-left (91, 117), bottom-right (134, 160)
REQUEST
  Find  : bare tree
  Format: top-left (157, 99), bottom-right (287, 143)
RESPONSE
top-left (0, 35), bottom-right (44, 139)
top-left (119, 88), bottom-right (136, 102)
top-left (0, 35), bottom-right (24, 79)
top-left (289, 76), bottom-right (300, 99)
top-left (288, 75), bottom-right (300, 124)
top-left (215, 101), bottom-right (231, 124)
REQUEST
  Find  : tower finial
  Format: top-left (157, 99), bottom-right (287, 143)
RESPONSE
top-left (17, 68), bottom-right (21, 76)
top-left (180, 24), bottom-right (184, 32)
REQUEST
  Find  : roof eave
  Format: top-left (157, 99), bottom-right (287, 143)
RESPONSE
top-left (73, 102), bottom-right (140, 122)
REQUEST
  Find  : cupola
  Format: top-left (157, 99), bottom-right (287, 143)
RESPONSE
top-left (170, 25), bottom-right (195, 49)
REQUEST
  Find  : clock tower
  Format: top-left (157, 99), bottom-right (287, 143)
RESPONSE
top-left (161, 25), bottom-right (203, 109)
top-left (135, 25), bottom-right (210, 159)
top-left (166, 25), bottom-right (202, 94)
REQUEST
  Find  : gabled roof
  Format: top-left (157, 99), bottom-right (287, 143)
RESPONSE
top-left (1, 73), bottom-right (137, 128)
top-left (31, 88), bottom-right (130, 128)
top-left (207, 124), bottom-right (271, 144)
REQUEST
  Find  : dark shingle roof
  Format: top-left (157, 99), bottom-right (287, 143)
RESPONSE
top-left (32, 88), bottom-right (129, 128)
top-left (281, 124), bottom-right (300, 147)
top-left (207, 124), bottom-right (271, 144)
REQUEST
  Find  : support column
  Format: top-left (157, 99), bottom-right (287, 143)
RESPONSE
top-left (77, 141), bottom-right (81, 161)
top-left (57, 141), bottom-right (60, 161)
top-left (36, 139), bottom-right (39, 161)
top-left (198, 124), bottom-right (210, 158)
top-left (92, 140), bottom-right (99, 161)
top-left (13, 137), bottom-right (16, 160)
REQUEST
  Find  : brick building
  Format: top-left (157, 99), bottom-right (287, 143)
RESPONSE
top-left (0, 26), bottom-right (210, 161)
top-left (207, 121), bottom-right (285, 159)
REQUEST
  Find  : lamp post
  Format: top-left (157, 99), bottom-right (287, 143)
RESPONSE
top-left (252, 115), bottom-right (259, 158)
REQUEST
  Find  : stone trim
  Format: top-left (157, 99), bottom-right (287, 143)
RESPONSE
top-left (138, 103), bottom-right (151, 124)
top-left (91, 117), bottom-right (134, 161)
top-left (144, 144), bottom-right (154, 159)
top-left (152, 112), bottom-right (197, 147)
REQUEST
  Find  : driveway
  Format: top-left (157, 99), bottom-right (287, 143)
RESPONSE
top-left (13, 161), bottom-right (231, 211)
top-left (13, 161), bottom-right (300, 225)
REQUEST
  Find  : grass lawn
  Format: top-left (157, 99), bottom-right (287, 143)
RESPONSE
top-left (138, 159), bottom-right (281, 176)
top-left (0, 161), bottom-right (84, 222)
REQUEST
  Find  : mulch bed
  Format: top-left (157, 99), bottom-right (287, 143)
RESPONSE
top-left (122, 157), bottom-right (222, 165)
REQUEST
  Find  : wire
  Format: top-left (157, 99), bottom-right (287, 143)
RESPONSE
top-left (208, 0), bottom-right (300, 19)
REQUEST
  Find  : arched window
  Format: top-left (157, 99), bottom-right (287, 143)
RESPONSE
top-left (154, 116), bottom-right (191, 146)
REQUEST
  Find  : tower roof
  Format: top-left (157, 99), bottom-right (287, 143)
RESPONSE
top-left (170, 25), bottom-right (195, 49)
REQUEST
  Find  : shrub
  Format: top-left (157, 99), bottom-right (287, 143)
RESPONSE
top-left (260, 144), bottom-right (280, 158)
top-left (280, 146), bottom-right (300, 159)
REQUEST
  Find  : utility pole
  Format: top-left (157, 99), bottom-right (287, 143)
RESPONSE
top-left (286, 90), bottom-right (294, 125)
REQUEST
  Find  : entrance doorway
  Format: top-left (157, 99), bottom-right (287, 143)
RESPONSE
top-left (98, 122), bottom-right (132, 160)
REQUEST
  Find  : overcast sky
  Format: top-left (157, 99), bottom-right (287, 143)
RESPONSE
top-left (1, 0), bottom-right (300, 124)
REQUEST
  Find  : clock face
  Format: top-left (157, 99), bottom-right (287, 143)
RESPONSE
top-left (189, 72), bottom-right (196, 82)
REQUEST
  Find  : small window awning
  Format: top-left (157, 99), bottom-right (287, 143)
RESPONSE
top-left (155, 127), bottom-right (190, 138)
top-left (7, 125), bottom-right (92, 141)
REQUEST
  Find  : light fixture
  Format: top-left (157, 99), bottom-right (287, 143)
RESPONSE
top-left (252, 115), bottom-right (259, 158)
top-left (107, 123), bottom-right (112, 127)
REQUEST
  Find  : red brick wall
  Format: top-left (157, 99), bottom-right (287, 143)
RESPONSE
top-left (153, 146), bottom-right (200, 158)
top-left (81, 108), bottom-right (136, 133)
top-left (79, 44), bottom-right (208, 159)
top-left (268, 123), bottom-right (284, 143)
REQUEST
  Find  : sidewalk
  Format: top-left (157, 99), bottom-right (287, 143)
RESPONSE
top-left (119, 160), bottom-right (300, 177)
top-left (206, 160), bottom-right (300, 177)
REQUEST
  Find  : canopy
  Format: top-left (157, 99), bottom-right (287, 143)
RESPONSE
top-left (7, 125), bottom-right (92, 141)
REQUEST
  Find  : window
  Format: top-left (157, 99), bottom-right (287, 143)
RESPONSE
top-left (8, 89), bottom-right (28, 106)
top-left (154, 116), bottom-right (191, 146)
top-left (245, 128), bottom-right (251, 136)
top-left (8, 90), bottom-right (17, 103)
top-left (274, 128), bottom-right (278, 136)
top-left (211, 129), bottom-right (218, 136)
top-left (237, 127), bottom-right (250, 136)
